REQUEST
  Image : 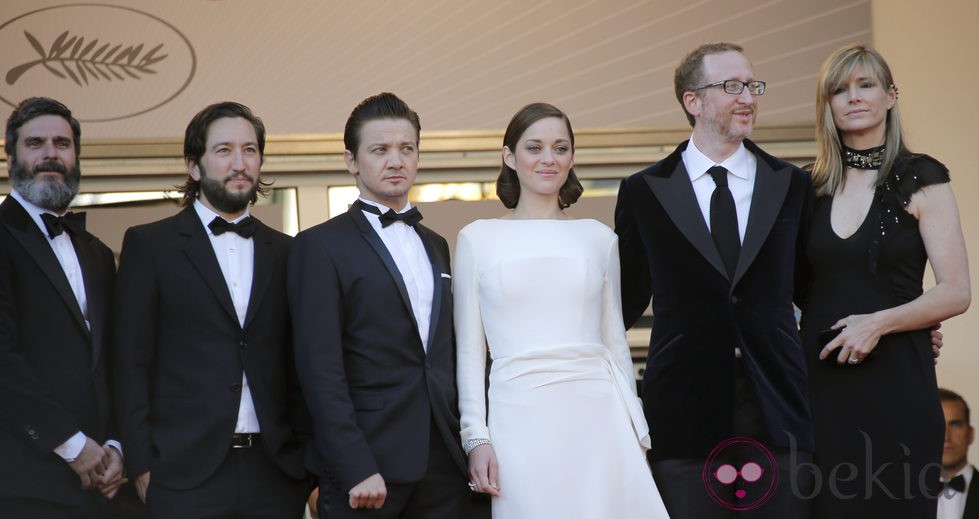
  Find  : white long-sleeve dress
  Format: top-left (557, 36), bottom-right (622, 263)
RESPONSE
top-left (454, 218), bottom-right (669, 518)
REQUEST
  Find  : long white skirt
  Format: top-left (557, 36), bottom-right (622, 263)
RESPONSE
top-left (487, 344), bottom-right (669, 518)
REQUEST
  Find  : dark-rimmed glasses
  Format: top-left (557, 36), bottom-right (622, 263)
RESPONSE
top-left (692, 80), bottom-right (766, 96)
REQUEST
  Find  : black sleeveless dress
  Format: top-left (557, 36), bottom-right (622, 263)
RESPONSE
top-left (799, 154), bottom-right (949, 518)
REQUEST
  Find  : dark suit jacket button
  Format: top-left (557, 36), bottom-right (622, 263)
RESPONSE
top-left (231, 383), bottom-right (242, 392)
top-left (239, 340), bottom-right (247, 350)
top-left (731, 295), bottom-right (740, 304)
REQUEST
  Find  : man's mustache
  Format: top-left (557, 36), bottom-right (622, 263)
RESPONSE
top-left (33, 161), bottom-right (68, 175)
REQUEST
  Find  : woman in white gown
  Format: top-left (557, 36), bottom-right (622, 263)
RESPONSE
top-left (455, 103), bottom-right (669, 518)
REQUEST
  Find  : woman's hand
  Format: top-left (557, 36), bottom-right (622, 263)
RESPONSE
top-left (818, 313), bottom-right (884, 365)
top-left (468, 443), bottom-right (500, 496)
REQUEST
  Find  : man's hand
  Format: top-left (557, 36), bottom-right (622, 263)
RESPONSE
top-left (348, 473), bottom-right (386, 510)
top-left (135, 471), bottom-right (151, 504)
top-left (68, 437), bottom-right (106, 489)
top-left (97, 445), bottom-right (126, 499)
top-left (931, 324), bottom-right (943, 365)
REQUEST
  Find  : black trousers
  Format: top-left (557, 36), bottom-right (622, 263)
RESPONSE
top-left (145, 439), bottom-right (308, 519)
top-left (651, 359), bottom-right (814, 518)
top-left (0, 493), bottom-right (117, 519)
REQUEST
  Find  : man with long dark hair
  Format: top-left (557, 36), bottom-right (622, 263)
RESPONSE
top-left (114, 102), bottom-right (310, 518)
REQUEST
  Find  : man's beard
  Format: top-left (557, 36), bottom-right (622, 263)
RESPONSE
top-left (198, 164), bottom-right (260, 215)
top-left (10, 159), bottom-right (81, 212)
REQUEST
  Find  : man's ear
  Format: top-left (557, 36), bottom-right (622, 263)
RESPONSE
top-left (187, 159), bottom-right (201, 181)
top-left (344, 150), bottom-right (358, 176)
top-left (682, 91), bottom-right (701, 119)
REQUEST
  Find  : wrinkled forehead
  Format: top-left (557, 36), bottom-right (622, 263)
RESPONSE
top-left (18, 114), bottom-right (74, 141)
top-left (701, 51), bottom-right (755, 82)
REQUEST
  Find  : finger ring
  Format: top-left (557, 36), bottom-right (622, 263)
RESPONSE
top-left (848, 356), bottom-right (859, 364)
top-left (468, 482), bottom-right (477, 491)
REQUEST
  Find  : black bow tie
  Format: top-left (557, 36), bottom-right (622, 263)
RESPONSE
top-left (40, 211), bottom-right (86, 238)
top-left (208, 216), bottom-right (256, 238)
top-left (941, 474), bottom-right (966, 493)
top-left (355, 200), bottom-right (423, 228)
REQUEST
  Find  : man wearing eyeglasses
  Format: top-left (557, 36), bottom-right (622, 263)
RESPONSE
top-left (615, 42), bottom-right (814, 517)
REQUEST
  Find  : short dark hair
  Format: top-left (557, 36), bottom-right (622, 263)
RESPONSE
top-left (344, 93), bottom-right (421, 158)
top-left (177, 101), bottom-right (270, 206)
top-left (496, 103), bottom-right (583, 210)
top-left (5, 97), bottom-right (81, 163)
top-left (674, 42), bottom-right (745, 127)
top-left (940, 388), bottom-right (971, 425)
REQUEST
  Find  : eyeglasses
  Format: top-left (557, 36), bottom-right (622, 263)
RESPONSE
top-left (692, 79), bottom-right (766, 96)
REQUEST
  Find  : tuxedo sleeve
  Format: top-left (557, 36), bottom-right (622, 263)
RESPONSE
top-left (793, 173), bottom-right (815, 309)
top-left (288, 231), bottom-right (378, 491)
top-left (0, 237), bottom-right (80, 454)
top-left (113, 227), bottom-right (159, 477)
top-left (453, 229), bottom-right (491, 445)
top-left (614, 178), bottom-right (653, 329)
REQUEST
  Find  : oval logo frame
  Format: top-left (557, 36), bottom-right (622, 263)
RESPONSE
top-left (0, 3), bottom-right (196, 122)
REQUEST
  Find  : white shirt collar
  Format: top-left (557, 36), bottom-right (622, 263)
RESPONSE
top-left (193, 199), bottom-right (251, 232)
top-left (9, 189), bottom-right (67, 237)
top-left (357, 196), bottom-right (412, 215)
top-left (953, 464), bottom-right (974, 485)
top-left (685, 137), bottom-right (751, 182)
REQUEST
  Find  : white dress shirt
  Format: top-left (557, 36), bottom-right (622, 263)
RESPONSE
top-left (682, 137), bottom-right (756, 243)
top-left (193, 200), bottom-right (261, 434)
top-left (358, 197), bottom-right (434, 351)
top-left (11, 190), bottom-right (122, 460)
top-left (938, 464), bottom-right (974, 519)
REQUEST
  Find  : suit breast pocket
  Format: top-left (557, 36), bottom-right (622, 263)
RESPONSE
top-left (350, 391), bottom-right (384, 411)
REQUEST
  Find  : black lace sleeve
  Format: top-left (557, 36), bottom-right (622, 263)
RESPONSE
top-left (868, 153), bottom-right (949, 274)
top-left (886, 153), bottom-right (950, 209)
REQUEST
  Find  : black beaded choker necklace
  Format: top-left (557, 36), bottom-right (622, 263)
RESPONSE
top-left (843, 144), bottom-right (885, 170)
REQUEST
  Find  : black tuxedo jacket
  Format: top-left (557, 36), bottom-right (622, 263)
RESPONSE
top-left (288, 205), bottom-right (466, 492)
top-left (965, 466), bottom-right (979, 519)
top-left (615, 139), bottom-right (814, 461)
top-left (114, 206), bottom-right (308, 489)
top-left (0, 196), bottom-right (115, 505)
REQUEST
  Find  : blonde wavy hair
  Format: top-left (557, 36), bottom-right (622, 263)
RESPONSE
top-left (811, 44), bottom-right (905, 197)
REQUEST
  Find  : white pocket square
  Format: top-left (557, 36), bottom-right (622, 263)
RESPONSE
top-left (440, 273), bottom-right (451, 279)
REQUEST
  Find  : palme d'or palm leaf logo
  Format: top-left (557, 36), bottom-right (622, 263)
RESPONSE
top-left (6, 30), bottom-right (168, 86)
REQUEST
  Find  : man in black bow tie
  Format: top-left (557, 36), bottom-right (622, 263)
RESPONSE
top-left (114, 102), bottom-right (311, 518)
top-left (0, 97), bottom-right (124, 516)
top-left (939, 388), bottom-right (978, 519)
top-left (289, 93), bottom-right (471, 518)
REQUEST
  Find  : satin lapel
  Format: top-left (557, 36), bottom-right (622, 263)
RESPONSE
top-left (732, 156), bottom-right (791, 287)
top-left (0, 197), bottom-right (88, 333)
top-left (178, 208), bottom-right (239, 325)
top-left (349, 207), bottom-right (416, 323)
top-left (243, 222), bottom-right (273, 329)
top-left (416, 225), bottom-right (443, 350)
top-left (644, 161), bottom-right (729, 280)
top-left (71, 232), bottom-right (105, 368)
